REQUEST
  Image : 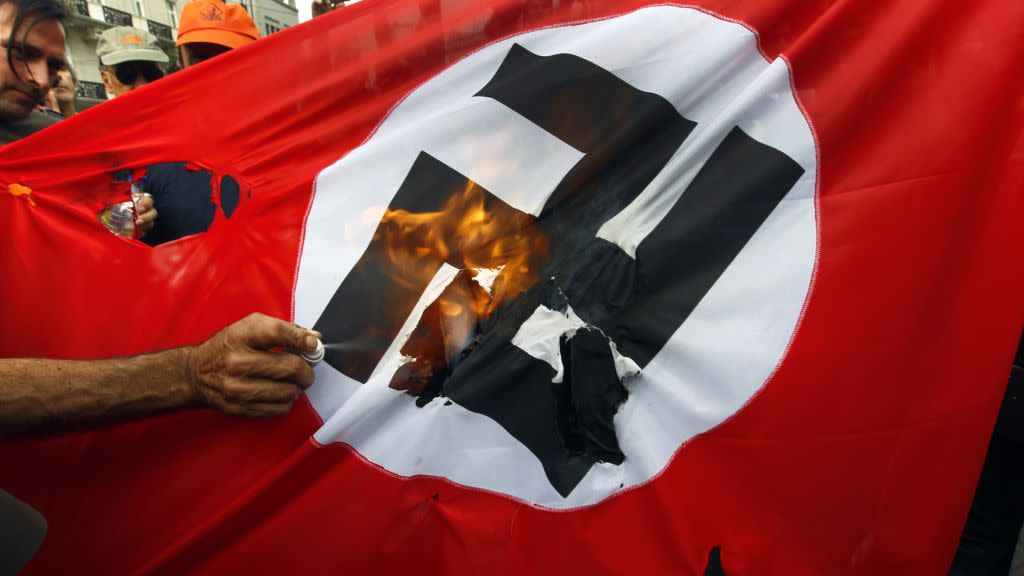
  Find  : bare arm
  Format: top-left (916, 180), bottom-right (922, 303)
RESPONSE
top-left (0, 348), bottom-right (192, 437)
top-left (0, 314), bottom-right (321, 438)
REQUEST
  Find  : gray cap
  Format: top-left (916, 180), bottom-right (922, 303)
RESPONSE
top-left (96, 26), bottom-right (170, 66)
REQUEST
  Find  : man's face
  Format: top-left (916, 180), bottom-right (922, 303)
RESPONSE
top-left (0, 2), bottom-right (66, 121)
top-left (179, 42), bottom-right (230, 68)
top-left (100, 59), bottom-right (163, 97)
top-left (52, 67), bottom-right (73, 102)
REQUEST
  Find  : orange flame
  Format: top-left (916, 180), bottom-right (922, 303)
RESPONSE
top-left (381, 181), bottom-right (548, 396)
top-left (377, 180), bottom-right (547, 317)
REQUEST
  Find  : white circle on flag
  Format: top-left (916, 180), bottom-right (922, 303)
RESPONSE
top-left (294, 5), bottom-right (817, 508)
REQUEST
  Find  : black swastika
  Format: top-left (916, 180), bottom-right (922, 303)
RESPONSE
top-left (315, 44), bottom-right (804, 497)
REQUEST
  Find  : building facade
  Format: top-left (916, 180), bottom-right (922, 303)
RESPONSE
top-left (247, 0), bottom-right (298, 37)
top-left (63, 0), bottom-right (297, 106)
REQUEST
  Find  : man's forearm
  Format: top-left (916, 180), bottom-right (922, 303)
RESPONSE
top-left (0, 313), bottom-right (322, 439)
top-left (0, 347), bottom-right (197, 438)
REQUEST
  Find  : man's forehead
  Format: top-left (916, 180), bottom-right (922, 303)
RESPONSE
top-left (0, 2), bottom-right (15, 31)
top-left (0, 3), bottom-right (67, 59)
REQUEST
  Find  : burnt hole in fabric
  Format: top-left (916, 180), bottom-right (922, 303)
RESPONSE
top-left (389, 269), bottom-right (490, 407)
top-left (315, 44), bottom-right (803, 497)
top-left (140, 163), bottom-right (246, 247)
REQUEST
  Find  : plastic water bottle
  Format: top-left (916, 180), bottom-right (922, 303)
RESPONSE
top-left (98, 200), bottom-right (136, 237)
top-left (98, 181), bottom-right (147, 238)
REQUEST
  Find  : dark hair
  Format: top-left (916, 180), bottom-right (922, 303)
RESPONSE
top-left (3, 0), bottom-right (66, 82)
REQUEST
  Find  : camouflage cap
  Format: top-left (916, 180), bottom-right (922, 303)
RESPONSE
top-left (96, 26), bottom-right (170, 66)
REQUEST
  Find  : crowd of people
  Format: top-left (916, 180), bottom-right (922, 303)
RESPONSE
top-left (0, 0), bottom-right (1022, 573)
top-left (5, 0), bottom-right (348, 141)
top-left (18, 0), bottom-right (346, 244)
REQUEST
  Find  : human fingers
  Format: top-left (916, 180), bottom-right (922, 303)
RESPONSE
top-left (219, 399), bottom-right (297, 418)
top-left (233, 313), bottom-right (319, 353)
top-left (135, 207), bottom-right (157, 233)
top-left (133, 193), bottom-right (154, 213)
top-left (136, 206), bottom-right (157, 224)
top-left (228, 349), bottom-right (314, 390)
top-left (215, 377), bottom-right (302, 407)
top-left (189, 368), bottom-right (301, 416)
top-left (229, 401), bottom-right (297, 418)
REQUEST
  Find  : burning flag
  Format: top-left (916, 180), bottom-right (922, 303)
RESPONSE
top-left (305, 27), bottom-right (812, 501)
top-left (2, 0), bottom-right (1023, 574)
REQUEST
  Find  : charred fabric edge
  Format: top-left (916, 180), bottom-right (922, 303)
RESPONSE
top-left (388, 269), bottom-right (491, 406)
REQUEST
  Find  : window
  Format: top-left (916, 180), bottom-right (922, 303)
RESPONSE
top-left (167, 0), bottom-right (177, 27)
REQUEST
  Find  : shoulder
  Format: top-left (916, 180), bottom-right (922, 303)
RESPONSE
top-left (144, 162), bottom-right (196, 189)
top-left (0, 111), bottom-right (61, 146)
top-left (145, 162), bottom-right (191, 178)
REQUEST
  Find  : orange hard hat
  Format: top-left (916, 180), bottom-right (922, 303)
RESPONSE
top-left (176, 0), bottom-right (260, 49)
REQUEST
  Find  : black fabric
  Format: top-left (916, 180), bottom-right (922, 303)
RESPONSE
top-left (951, 333), bottom-right (1024, 575)
top-left (142, 162), bottom-right (240, 246)
top-left (557, 328), bottom-right (629, 464)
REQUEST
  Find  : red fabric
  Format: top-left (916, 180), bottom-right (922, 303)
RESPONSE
top-left (2, 0), bottom-right (1023, 573)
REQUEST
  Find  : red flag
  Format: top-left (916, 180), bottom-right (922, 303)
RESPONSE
top-left (2, 0), bottom-right (1023, 574)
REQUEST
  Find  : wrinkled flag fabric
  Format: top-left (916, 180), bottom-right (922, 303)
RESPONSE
top-left (1, 0), bottom-right (1023, 574)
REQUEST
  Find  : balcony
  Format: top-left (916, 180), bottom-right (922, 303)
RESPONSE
top-left (68, 2), bottom-right (178, 43)
top-left (77, 81), bottom-right (107, 100)
top-left (148, 20), bottom-right (172, 41)
top-left (102, 5), bottom-right (133, 26)
top-left (71, 0), bottom-right (90, 17)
